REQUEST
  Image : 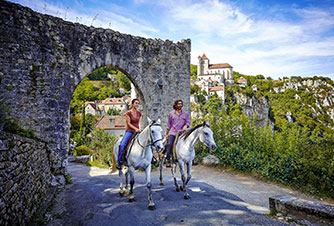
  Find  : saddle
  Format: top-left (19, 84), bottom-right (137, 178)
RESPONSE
top-left (171, 131), bottom-right (185, 161)
top-left (120, 133), bottom-right (138, 163)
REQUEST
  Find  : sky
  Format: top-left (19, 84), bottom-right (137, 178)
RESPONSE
top-left (9, 0), bottom-right (334, 80)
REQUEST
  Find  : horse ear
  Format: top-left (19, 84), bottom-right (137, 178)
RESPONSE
top-left (157, 119), bottom-right (161, 124)
top-left (147, 117), bottom-right (152, 125)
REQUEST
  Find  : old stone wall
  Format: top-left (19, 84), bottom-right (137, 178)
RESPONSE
top-left (0, 1), bottom-right (191, 176)
top-left (0, 131), bottom-right (53, 225)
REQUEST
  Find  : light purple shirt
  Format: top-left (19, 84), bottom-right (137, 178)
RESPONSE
top-left (167, 110), bottom-right (191, 136)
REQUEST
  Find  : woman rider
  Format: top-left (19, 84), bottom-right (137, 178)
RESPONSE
top-left (116, 98), bottom-right (141, 169)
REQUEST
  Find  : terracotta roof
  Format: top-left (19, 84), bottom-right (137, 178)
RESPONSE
top-left (85, 102), bottom-right (97, 110)
top-left (101, 98), bottom-right (125, 105)
top-left (94, 115), bottom-right (126, 129)
top-left (209, 63), bottom-right (232, 69)
top-left (201, 53), bottom-right (208, 60)
top-left (209, 86), bottom-right (224, 91)
top-left (237, 77), bottom-right (247, 83)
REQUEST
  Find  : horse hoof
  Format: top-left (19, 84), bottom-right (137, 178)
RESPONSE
top-left (119, 192), bottom-right (124, 197)
top-left (129, 198), bottom-right (135, 202)
top-left (176, 187), bottom-right (180, 192)
top-left (180, 187), bottom-right (184, 191)
top-left (148, 205), bottom-right (156, 210)
top-left (184, 195), bottom-right (190, 200)
top-left (159, 183), bottom-right (164, 186)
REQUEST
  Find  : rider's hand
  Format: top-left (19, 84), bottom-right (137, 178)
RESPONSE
top-left (136, 129), bottom-right (141, 133)
top-left (182, 125), bottom-right (188, 131)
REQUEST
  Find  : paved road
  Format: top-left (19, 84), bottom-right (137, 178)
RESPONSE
top-left (46, 162), bottom-right (323, 226)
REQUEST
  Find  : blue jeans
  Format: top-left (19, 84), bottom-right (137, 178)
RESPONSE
top-left (166, 135), bottom-right (176, 161)
top-left (118, 130), bottom-right (134, 163)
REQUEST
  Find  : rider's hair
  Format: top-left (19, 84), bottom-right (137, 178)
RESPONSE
top-left (131, 98), bottom-right (139, 105)
top-left (173, 99), bottom-right (183, 110)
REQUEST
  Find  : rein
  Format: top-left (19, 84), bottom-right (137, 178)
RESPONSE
top-left (137, 123), bottom-right (163, 148)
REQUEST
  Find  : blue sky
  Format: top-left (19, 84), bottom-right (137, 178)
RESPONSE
top-left (10, 0), bottom-right (334, 80)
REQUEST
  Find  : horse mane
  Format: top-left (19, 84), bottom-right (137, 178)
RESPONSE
top-left (180, 122), bottom-right (208, 140)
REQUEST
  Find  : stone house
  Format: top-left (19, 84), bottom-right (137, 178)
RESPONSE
top-left (84, 97), bottom-right (128, 116)
top-left (97, 98), bottom-right (127, 114)
top-left (94, 115), bottom-right (126, 137)
top-left (209, 86), bottom-right (225, 100)
top-left (252, 84), bottom-right (258, 92)
top-left (237, 76), bottom-right (247, 87)
top-left (84, 102), bottom-right (103, 115)
top-left (197, 53), bottom-right (234, 85)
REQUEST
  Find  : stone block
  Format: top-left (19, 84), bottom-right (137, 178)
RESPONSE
top-left (202, 154), bottom-right (219, 165)
top-left (269, 195), bottom-right (334, 225)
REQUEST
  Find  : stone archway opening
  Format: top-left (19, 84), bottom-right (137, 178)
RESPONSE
top-left (68, 63), bottom-right (148, 167)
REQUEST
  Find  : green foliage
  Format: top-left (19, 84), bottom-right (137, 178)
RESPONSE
top-left (86, 129), bottom-right (117, 168)
top-left (107, 107), bottom-right (121, 116)
top-left (190, 84), bottom-right (200, 94)
top-left (195, 109), bottom-right (334, 198)
top-left (87, 65), bottom-right (117, 80)
top-left (190, 64), bottom-right (197, 79)
top-left (70, 66), bottom-right (131, 115)
top-left (0, 100), bottom-right (38, 140)
top-left (65, 173), bottom-right (72, 185)
top-left (203, 97), bottom-right (222, 114)
top-left (193, 75), bottom-right (334, 198)
top-left (75, 145), bottom-right (94, 156)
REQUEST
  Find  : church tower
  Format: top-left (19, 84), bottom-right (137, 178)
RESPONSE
top-left (198, 53), bottom-right (209, 75)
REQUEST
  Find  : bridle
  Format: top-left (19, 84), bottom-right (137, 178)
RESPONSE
top-left (137, 122), bottom-right (163, 148)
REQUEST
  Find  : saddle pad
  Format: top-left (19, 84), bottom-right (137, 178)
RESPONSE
top-left (172, 131), bottom-right (185, 161)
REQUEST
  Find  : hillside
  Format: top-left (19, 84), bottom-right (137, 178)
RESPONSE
top-left (191, 66), bottom-right (334, 198)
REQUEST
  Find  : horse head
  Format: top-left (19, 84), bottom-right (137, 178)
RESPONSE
top-left (199, 122), bottom-right (217, 151)
top-left (147, 117), bottom-right (164, 151)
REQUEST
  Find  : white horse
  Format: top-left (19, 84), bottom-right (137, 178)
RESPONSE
top-left (159, 122), bottom-right (217, 199)
top-left (112, 117), bottom-right (164, 210)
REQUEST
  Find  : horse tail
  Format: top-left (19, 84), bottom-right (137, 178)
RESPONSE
top-left (111, 139), bottom-right (118, 172)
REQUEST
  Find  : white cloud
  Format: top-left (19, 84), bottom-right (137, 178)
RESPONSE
top-left (10, 0), bottom-right (334, 79)
top-left (11, 0), bottom-right (158, 37)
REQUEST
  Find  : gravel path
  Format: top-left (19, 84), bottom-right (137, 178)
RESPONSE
top-left (46, 162), bottom-right (325, 226)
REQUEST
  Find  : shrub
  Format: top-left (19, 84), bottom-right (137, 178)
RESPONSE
top-left (75, 145), bottom-right (94, 156)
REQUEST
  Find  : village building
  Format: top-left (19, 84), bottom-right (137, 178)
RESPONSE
top-left (84, 97), bottom-right (128, 116)
top-left (237, 76), bottom-right (247, 87)
top-left (84, 102), bottom-right (103, 116)
top-left (252, 84), bottom-right (258, 92)
top-left (94, 115), bottom-right (126, 137)
top-left (96, 98), bottom-right (127, 114)
top-left (209, 86), bottom-right (225, 100)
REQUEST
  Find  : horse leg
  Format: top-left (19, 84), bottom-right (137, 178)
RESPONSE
top-left (185, 161), bottom-right (192, 186)
top-left (171, 162), bottom-right (180, 192)
top-left (125, 169), bottom-right (130, 195)
top-left (179, 162), bottom-right (190, 199)
top-left (159, 154), bottom-right (165, 186)
top-left (128, 167), bottom-right (135, 202)
top-left (119, 169), bottom-right (125, 197)
top-left (145, 165), bottom-right (155, 210)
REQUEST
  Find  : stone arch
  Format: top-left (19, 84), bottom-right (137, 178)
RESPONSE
top-left (0, 1), bottom-right (191, 175)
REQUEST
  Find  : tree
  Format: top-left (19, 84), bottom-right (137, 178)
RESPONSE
top-left (203, 97), bottom-right (222, 114)
top-left (190, 84), bottom-right (200, 94)
top-left (116, 71), bottom-right (131, 92)
top-left (190, 64), bottom-right (197, 79)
